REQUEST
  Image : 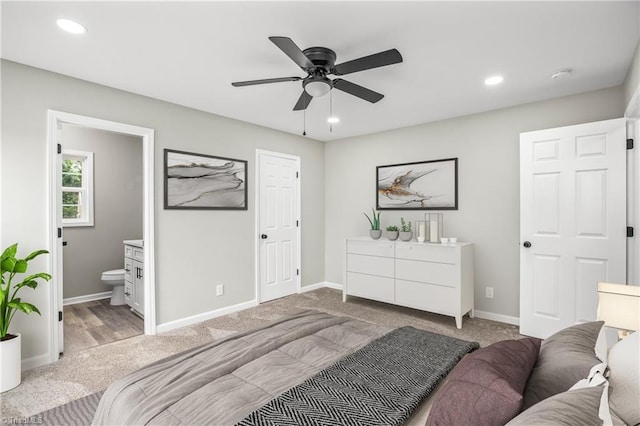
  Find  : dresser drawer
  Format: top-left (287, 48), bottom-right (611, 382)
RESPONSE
top-left (347, 254), bottom-right (394, 278)
top-left (124, 245), bottom-right (133, 258)
top-left (124, 280), bottom-right (133, 306)
top-left (347, 272), bottom-right (394, 303)
top-left (131, 247), bottom-right (144, 262)
top-left (395, 279), bottom-right (456, 314)
top-left (347, 240), bottom-right (395, 258)
top-left (124, 257), bottom-right (133, 282)
top-left (395, 243), bottom-right (457, 264)
top-left (396, 259), bottom-right (456, 287)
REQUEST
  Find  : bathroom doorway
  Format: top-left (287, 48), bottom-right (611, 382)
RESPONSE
top-left (47, 111), bottom-right (156, 363)
top-left (60, 124), bottom-right (144, 355)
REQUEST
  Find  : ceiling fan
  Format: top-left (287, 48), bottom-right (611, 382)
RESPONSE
top-left (231, 36), bottom-right (403, 111)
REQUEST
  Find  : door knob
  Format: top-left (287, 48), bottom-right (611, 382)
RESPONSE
top-left (523, 241), bottom-right (532, 248)
top-left (261, 234), bottom-right (268, 239)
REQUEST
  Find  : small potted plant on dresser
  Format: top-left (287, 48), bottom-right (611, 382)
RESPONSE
top-left (386, 226), bottom-right (399, 241)
top-left (363, 208), bottom-right (382, 239)
top-left (399, 218), bottom-right (413, 241)
top-left (0, 243), bottom-right (51, 392)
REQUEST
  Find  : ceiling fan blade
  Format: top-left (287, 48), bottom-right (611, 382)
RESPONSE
top-left (269, 36), bottom-right (314, 70)
top-left (293, 91), bottom-right (313, 111)
top-left (333, 49), bottom-right (403, 76)
top-left (332, 79), bottom-right (384, 103)
top-left (231, 76), bottom-right (302, 87)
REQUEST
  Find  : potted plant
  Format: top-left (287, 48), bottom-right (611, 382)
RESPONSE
top-left (386, 226), bottom-right (399, 241)
top-left (363, 208), bottom-right (382, 239)
top-left (399, 218), bottom-right (413, 241)
top-left (1, 243), bottom-right (51, 392)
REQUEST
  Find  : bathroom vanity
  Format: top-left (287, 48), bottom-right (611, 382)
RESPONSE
top-left (124, 240), bottom-right (144, 317)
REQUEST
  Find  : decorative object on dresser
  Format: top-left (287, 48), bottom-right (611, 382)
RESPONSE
top-left (123, 240), bottom-right (144, 317)
top-left (343, 237), bottom-right (474, 328)
top-left (386, 225), bottom-right (399, 241)
top-left (0, 243), bottom-right (51, 392)
top-left (164, 149), bottom-right (247, 210)
top-left (426, 212), bottom-right (444, 242)
top-left (376, 158), bottom-right (458, 210)
top-left (363, 208), bottom-right (382, 239)
top-left (399, 217), bottom-right (413, 241)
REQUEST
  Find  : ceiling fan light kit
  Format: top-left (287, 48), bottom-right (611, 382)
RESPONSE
top-left (232, 36), bottom-right (403, 113)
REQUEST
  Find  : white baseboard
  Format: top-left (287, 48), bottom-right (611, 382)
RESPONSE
top-left (299, 281), bottom-right (343, 293)
top-left (22, 353), bottom-right (50, 371)
top-left (63, 291), bottom-right (112, 306)
top-left (474, 310), bottom-right (520, 326)
top-left (156, 299), bottom-right (258, 334)
top-left (324, 281), bottom-right (343, 290)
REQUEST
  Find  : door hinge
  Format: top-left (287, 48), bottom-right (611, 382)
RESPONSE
top-left (58, 311), bottom-right (63, 322)
top-left (627, 139), bottom-right (634, 150)
top-left (297, 269), bottom-right (300, 276)
top-left (296, 220), bottom-right (299, 227)
top-left (57, 143), bottom-right (62, 154)
top-left (296, 171), bottom-right (299, 178)
top-left (57, 228), bottom-right (62, 238)
top-left (628, 226), bottom-right (634, 238)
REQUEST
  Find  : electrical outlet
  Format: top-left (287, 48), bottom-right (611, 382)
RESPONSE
top-left (216, 284), bottom-right (224, 296)
top-left (485, 287), bottom-right (494, 299)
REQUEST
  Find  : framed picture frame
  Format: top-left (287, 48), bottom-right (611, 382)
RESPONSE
top-left (376, 157), bottom-right (458, 210)
top-left (164, 149), bottom-right (247, 210)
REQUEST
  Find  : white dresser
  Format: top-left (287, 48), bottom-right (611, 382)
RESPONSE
top-left (124, 240), bottom-right (144, 317)
top-left (343, 237), bottom-right (474, 328)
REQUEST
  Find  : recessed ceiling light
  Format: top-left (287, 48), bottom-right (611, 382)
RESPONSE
top-left (327, 117), bottom-right (340, 124)
top-left (56, 18), bottom-right (87, 35)
top-left (484, 75), bottom-right (504, 86)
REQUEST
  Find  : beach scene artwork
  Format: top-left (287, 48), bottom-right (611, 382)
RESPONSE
top-left (165, 150), bottom-right (247, 209)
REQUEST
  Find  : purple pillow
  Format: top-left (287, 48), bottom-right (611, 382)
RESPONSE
top-left (426, 337), bottom-right (541, 426)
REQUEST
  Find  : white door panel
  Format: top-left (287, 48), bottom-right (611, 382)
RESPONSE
top-left (520, 118), bottom-right (626, 338)
top-left (258, 151), bottom-right (299, 302)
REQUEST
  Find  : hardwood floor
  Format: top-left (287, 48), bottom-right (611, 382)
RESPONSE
top-left (63, 299), bottom-right (143, 356)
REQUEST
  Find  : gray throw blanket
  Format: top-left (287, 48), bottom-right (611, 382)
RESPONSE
top-left (238, 326), bottom-right (479, 426)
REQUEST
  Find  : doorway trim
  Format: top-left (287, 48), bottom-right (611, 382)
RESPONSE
top-left (47, 110), bottom-right (156, 364)
top-left (254, 149), bottom-right (301, 303)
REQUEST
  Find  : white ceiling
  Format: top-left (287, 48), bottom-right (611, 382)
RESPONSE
top-left (2, 1), bottom-right (639, 141)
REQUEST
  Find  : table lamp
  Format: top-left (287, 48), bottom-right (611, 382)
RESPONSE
top-left (597, 282), bottom-right (640, 337)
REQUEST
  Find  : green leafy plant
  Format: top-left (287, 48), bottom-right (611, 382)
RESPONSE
top-left (400, 218), bottom-right (412, 232)
top-left (386, 225), bottom-right (398, 232)
top-left (363, 208), bottom-right (381, 231)
top-left (0, 244), bottom-right (51, 340)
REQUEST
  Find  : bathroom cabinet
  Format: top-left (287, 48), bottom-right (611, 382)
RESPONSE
top-left (343, 237), bottom-right (474, 329)
top-left (124, 240), bottom-right (144, 317)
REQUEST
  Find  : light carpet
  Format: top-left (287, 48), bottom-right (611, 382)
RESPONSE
top-left (0, 288), bottom-right (521, 421)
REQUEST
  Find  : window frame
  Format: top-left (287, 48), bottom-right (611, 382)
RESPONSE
top-left (61, 149), bottom-right (94, 227)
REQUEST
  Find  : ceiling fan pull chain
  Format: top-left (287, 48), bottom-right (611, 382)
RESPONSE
top-left (303, 109), bottom-right (306, 136)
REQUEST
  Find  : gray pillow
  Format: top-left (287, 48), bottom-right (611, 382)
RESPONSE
top-left (523, 321), bottom-right (604, 409)
top-left (507, 386), bottom-right (625, 426)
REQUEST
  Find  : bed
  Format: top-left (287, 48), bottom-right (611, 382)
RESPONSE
top-left (90, 310), bottom-right (638, 425)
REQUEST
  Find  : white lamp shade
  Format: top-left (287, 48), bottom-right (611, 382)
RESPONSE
top-left (597, 282), bottom-right (640, 331)
top-left (304, 81), bottom-right (331, 97)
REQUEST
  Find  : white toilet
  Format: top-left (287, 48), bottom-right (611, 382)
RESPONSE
top-left (101, 269), bottom-right (126, 306)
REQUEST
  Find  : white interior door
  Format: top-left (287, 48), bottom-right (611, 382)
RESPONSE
top-left (258, 151), bottom-right (300, 302)
top-left (520, 118), bottom-right (627, 338)
top-left (56, 123), bottom-right (64, 354)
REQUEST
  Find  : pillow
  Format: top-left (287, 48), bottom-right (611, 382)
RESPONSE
top-left (523, 321), bottom-right (604, 409)
top-left (507, 386), bottom-right (626, 426)
top-left (607, 331), bottom-right (639, 425)
top-left (426, 337), bottom-right (541, 426)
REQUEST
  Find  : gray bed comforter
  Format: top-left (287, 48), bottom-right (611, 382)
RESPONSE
top-left (92, 311), bottom-right (393, 425)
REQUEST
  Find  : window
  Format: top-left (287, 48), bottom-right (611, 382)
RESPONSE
top-left (62, 150), bottom-right (94, 227)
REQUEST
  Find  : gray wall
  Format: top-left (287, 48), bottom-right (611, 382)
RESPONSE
top-left (62, 125), bottom-right (143, 299)
top-left (324, 86), bottom-right (625, 319)
top-left (624, 38), bottom-right (640, 109)
top-left (0, 60), bottom-right (325, 363)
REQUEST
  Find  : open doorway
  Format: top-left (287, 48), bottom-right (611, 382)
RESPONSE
top-left (47, 111), bottom-right (156, 363)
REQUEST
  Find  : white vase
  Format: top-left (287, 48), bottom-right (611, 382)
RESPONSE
top-left (0, 333), bottom-right (21, 392)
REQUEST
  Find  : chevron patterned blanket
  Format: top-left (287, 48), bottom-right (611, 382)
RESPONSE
top-left (237, 326), bottom-right (479, 426)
